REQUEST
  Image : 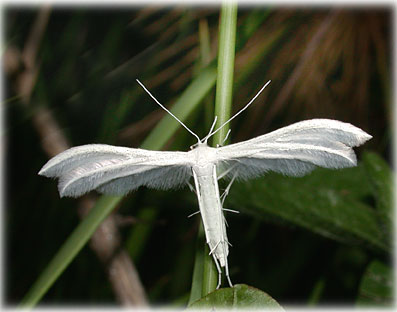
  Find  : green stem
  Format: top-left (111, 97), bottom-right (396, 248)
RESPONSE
top-left (189, 18), bottom-right (214, 304)
top-left (213, 0), bottom-right (238, 146)
top-left (201, 0), bottom-right (238, 296)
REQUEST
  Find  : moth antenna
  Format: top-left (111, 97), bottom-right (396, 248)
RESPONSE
top-left (203, 115), bottom-right (218, 143)
top-left (136, 79), bottom-right (201, 143)
top-left (207, 80), bottom-right (271, 140)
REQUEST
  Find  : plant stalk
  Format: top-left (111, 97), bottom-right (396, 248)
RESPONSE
top-left (201, 0), bottom-right (238, 296)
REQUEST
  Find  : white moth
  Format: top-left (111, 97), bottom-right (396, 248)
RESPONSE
top-left (39, 79), bottom-right (372, 289)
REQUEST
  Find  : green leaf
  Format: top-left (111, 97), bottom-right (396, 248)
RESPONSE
top-left (363, 152), bottom-right (393, 243)
top-left (356, 260), bottom-right (393, 306)
top-left (227, 164), bottom-right (389, 252)
top-left (188, 284), bottom-right (284, 310)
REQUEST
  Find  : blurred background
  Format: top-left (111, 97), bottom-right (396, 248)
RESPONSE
top-left (4, 5), bottom-right (393, 307)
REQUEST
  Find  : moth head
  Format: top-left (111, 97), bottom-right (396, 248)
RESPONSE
top-left (190, 141), bottom-right (208, 150)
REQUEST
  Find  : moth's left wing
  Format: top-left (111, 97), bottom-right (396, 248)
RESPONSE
top-left (39, 144), bottom-right (194, 197)
top-left (216, 119), bottom-right (372, 180)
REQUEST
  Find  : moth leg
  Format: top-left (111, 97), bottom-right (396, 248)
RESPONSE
top-left (223, 214), bottom-right (229, 227)
top-left (189, 171), bottom-right (202, 217)
top-left (222, 241), bottom-right (233, 288)
top-left (221, 174), bottom-right (237, 205)
top-left (192, 170), bottom-right (201, 201)
top-left (222, 208), bottom-right (240, 214)
top-left (211, 253), bottom-right (223, 289)
top-left (225, 260), bottom-right (233, 288)
top-left (187, 210), bottom-right (200, 218)
top-left (209, 241), bottom-right (221, 256)
top-left (217, 164), bottom-right (237, 180)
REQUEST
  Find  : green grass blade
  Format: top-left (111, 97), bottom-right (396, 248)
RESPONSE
top-left (20, 64), bottom-right (217, 308)
top-left (198, 18), bottom-right (215, 130)
top-left (202, 1), bottom-right (238, 296)
top-left (19, 195), bottom-right (121, 308)
top-left (125, 206), bottom-right (157, 262)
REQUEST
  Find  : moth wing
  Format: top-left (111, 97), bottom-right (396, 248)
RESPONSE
top-left (39, 144), bottom-right (194, 197)
top-left (216, 119), bottom-right (372, 180)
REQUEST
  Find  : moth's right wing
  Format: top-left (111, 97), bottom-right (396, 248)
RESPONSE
top-left (39, 144), bottom-right (194, 197)
top-left (216, 119), bottom-right (372, 180)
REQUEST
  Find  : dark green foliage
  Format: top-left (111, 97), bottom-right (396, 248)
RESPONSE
top-left (357, 260), bottom-right (393, 306)
top-left (227, 155), bottom-right (390, 253)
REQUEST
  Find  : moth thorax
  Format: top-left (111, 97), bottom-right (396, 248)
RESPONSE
top-left (192, 144), bottom-right (217, 166)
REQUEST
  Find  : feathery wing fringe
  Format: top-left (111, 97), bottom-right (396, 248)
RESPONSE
top-left (216, 119), bottom-right (372, 179)
top-left (39, 144), bottom-right (193, 197)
